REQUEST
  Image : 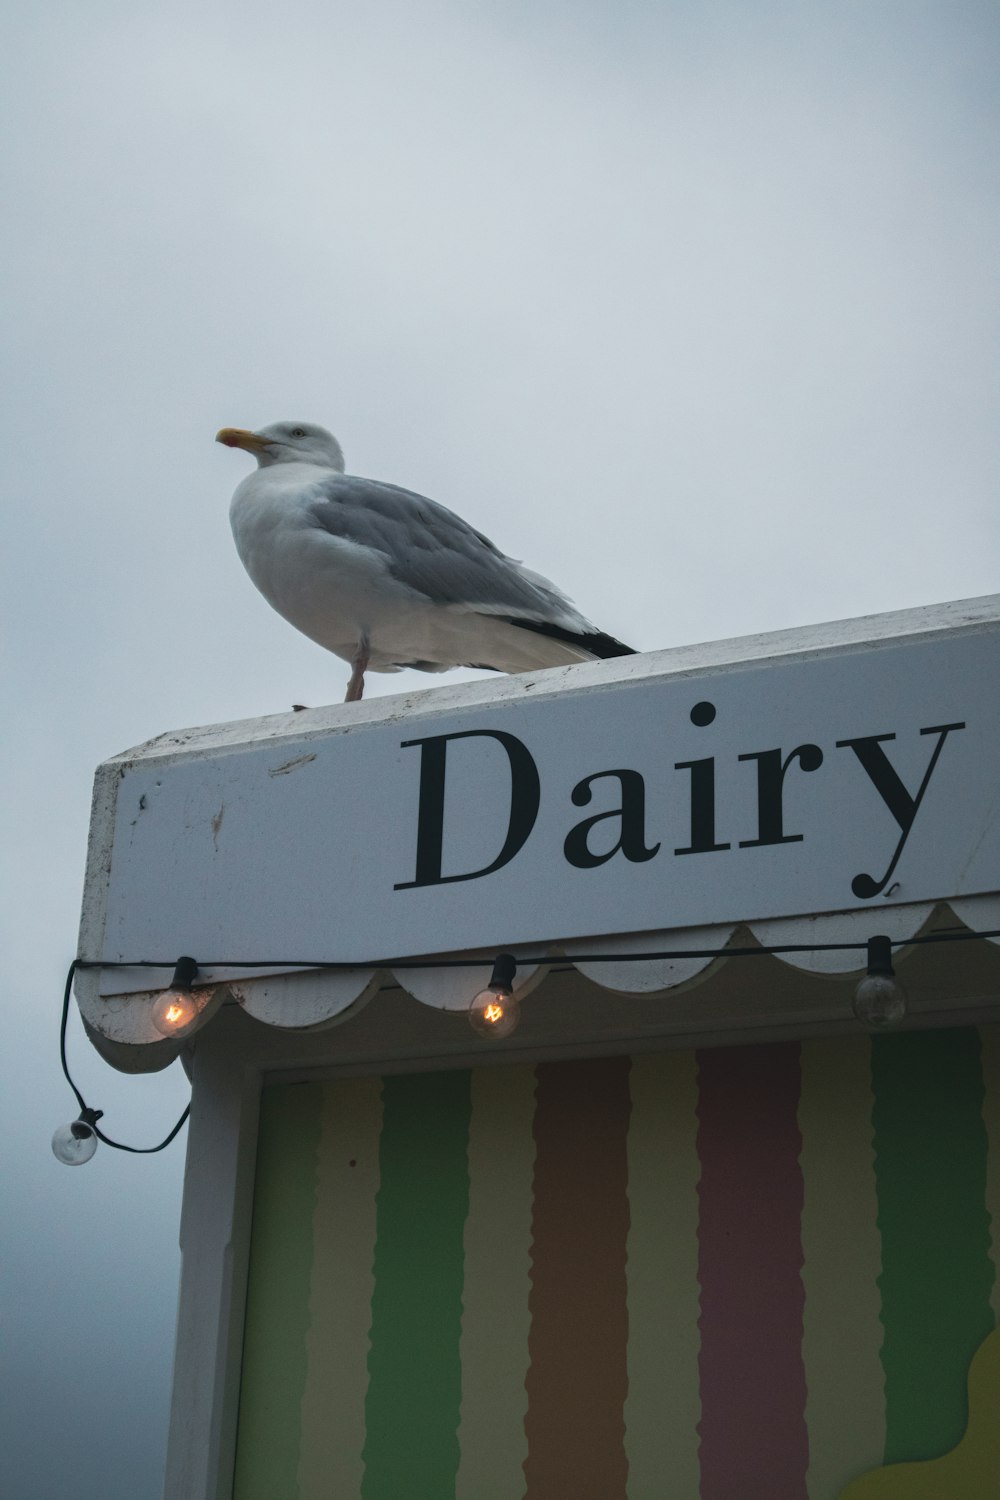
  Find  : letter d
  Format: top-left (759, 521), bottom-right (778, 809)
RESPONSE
top-left (395, 729), bottom-right (541, 888)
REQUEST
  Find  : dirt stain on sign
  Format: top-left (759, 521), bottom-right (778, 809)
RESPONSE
top-left (268, 753), bottom-right (318, 777)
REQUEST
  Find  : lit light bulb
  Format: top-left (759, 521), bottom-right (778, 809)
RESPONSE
top-left (468, 953), bottom-right (520, 1038)
top-left (151, 956), bottom-right (215, 1039)
top-left (853, 935), bottom-right (907, 1029)
top-left (469, 987), bottom-right (520, 1037)
top-left (51, 1108), bottom-right (103, 1166)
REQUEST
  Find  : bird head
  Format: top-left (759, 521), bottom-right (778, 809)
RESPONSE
top-left (216, 421), bottom-right (345, 471)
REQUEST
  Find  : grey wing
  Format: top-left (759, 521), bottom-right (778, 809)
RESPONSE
top-left (304, 474), bottom-right (588, 626)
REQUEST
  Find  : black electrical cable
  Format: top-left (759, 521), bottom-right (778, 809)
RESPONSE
top-left (60, 960), bottom-right (190, 1154)
top-left (70, 925), bottom-right (1000, 974)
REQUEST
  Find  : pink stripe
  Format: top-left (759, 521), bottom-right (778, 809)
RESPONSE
top-left (696, 1043), bottom-right (808, 1497)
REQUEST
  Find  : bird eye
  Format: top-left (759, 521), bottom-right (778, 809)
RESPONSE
top-left (290, 427), bottom-right (306, 438)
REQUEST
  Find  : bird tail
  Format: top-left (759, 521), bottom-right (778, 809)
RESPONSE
top-left (502, 617), bottom-right (636, 659)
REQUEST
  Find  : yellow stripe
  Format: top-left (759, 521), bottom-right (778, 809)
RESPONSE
top-left (981, 1024), bottom-right (1000, 1324)
top-left (297, 1075), bottom-right (383, 1500)
top-left (456, 1062), bottom-right (537, 1500)
top-left (799, 1036), bottom-right (884, 1497)
top-left (624, 1050), bottom-right (701, 1497)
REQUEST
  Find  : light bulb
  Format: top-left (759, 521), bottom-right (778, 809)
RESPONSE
top-left (52, 1109), bottom-right (102, 1166)
top-left (151, 957), bottom-right (214, 1039)
top-left (469, 987), bottom-right (520, 1038)
top-left (853, 973), bottom-right (907, 1028)
top-left (151, 989), bottom-right (202, 1037)
top-left (468, 953), bottom-right (520, 1038)
top-left (853, 935), bottom-right (907, 1029)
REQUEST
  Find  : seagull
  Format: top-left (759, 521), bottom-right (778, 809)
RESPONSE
top-left (217, 421), bottom-right (635, 702)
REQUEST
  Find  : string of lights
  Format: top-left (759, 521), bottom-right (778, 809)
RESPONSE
top-left (55, 959), bottom-right (190, 1164)
top-left (55, 925), bottom-right (999, 1164)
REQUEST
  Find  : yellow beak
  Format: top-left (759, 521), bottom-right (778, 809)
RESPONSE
top-left (216, 427), bottom-right (271, 453)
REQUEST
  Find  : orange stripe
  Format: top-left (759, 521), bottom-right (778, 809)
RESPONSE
top-left (456, 1062), bottom-right (537, 1498)
top-left (523, 1057), bottom-right (632, 1498)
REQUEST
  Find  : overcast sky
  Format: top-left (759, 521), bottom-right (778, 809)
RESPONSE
top-left (2, 2), bottom-right (998, 1495)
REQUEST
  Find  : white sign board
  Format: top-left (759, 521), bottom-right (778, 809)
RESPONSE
top-left (86, 599), bottom-right (1000, 993)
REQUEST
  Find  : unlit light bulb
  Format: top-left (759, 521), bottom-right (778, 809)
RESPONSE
top-left (853, 935), bottom-right (907, 1029)
top-left (468, 953), bottom-right (520, 1039)
top-left (52, 1109), bottom-right (103, 1166)
top-left (151, 957), bottom-right (214, 1039)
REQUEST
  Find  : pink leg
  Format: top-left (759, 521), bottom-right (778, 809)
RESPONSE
top-left (345, 637), bottom-right (370, 702)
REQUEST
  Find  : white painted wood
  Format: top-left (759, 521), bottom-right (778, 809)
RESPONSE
top-left (81, 1013), bottom-right (183, 1074)
top-left (391, 953), bottom-right (547, 1012)
top-left (162, 1011), bottom-right (262, 1500)
top-left (569, 926), bottom-right (734, 993)
top-left (229, 966), bottom-right (380, 1029)
top-left (74, 972), bottom-right (225, 1053)
top-left (950, 894), bottom-right (1000, 946)
top-left (749, 904), bottom-right (935, 974)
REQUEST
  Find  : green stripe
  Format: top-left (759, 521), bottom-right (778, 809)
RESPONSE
top-left (363, 1070), bottom-right (472, 1500)
top-left (624, 1050), bottom-right (701, 1497)
top-left (981, 1024), bottom-right (1000, 1322)
top-left (872, 1028), bottom-right (994, 1464)
top-left (233, 1081), bottom-right (323, 1500)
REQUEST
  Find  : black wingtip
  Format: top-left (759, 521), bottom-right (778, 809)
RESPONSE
top-left (503, 618), bottom-right (636, 659)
